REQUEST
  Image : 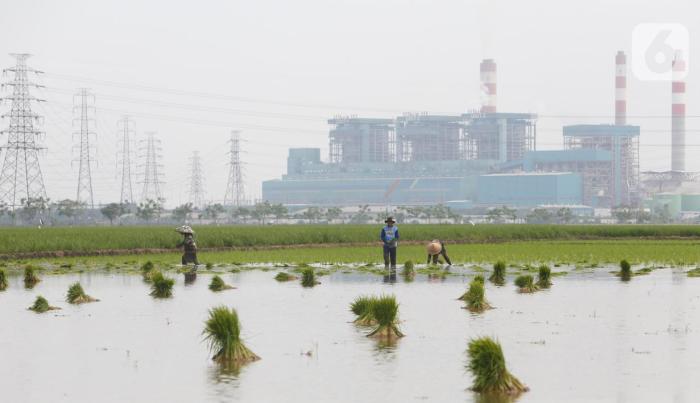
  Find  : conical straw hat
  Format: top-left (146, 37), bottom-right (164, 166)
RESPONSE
top-left (427, 241), bottom-right (442, 255)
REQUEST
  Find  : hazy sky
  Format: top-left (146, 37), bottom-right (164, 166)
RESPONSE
top-left (0, 0), bottom-right (697, 206)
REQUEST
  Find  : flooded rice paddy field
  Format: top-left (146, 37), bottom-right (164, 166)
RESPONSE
top-left (2, 264), bottom-right (700, 403)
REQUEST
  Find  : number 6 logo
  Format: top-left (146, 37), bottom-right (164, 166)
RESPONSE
top-left (632, 23), bottom-right (689, 81)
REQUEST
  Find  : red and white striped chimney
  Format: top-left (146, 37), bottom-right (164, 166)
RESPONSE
top-left (480, 59), bottom-right (497, 114)
top-left (671, 51), bottom-right (687, 171)
top-left (615, 51), bottom-right (627, 125)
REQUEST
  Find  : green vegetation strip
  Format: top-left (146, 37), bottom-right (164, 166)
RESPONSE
top-left (8, 240), bottom-right (700, 266)
top-left (3, 224), bottom-right (700, 256)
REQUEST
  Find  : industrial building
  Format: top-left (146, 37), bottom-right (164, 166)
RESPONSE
top-left (263, 53), bottom-right (649, 211)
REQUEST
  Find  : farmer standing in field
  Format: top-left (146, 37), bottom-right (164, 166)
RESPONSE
top-left (176, 225), bottom-right (199, 268)
top-left (426, 239), bottom-right (452, 266)
top-left (380, 216), bottom-right (399, 271)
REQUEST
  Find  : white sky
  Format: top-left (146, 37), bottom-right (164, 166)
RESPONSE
top-left (0, 0), bottom-right (697, 207)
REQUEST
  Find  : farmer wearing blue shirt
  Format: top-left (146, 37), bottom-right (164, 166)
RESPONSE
top-left (380, 216), bottom-right (399, 271)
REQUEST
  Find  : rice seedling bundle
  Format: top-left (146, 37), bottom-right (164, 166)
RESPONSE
top-left (203, 306), bottom-right (259, 364)
top-left (0, 269), bottom-right (7, 291)
top-left (464, 281), bottom-right (492, 313)
top-left (467, 337), bottom-right (528, 394)
top-left (28, 296), bottom-right (60, 313)
top-left (209, 275), bottom-right (234, 291)
top-left (402, 260), bottom-right (415, 277)
top-left (274, 272), bottom-right (297, 282)
top-left (350, 295), bottom-right (376, 326)
top-left (514, 275), bottom-right (538, 293)
top-left (66, 282), bottom-right (98, 304)
top-left (619, 259), bottom-right (632, 281)
top-left (489, 261), bottom-right (506, 285)
top-left (367, 295), bottom-right (404, 340)
top-left (24, 266), bottom-right (40, 288)
top-left (536, 265), bottom-right (552, 288)
top-left (300, 267), bottom-right (319, 287)
top-left (149, 271), bottom-right (175, 298)
top-left (141, 260), bottom-right (155, 282)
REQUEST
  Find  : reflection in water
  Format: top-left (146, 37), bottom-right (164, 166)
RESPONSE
top-left (472, 392), bottom-right (521, 403)
top-left (184, 271), bottom-right (197, 285)
top-left (207, 364), bottom-right (241, 403)
top-left (383, 271), bottom-right (397, 284)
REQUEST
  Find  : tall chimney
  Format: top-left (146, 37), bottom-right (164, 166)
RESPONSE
top-left (671, 51), bottom-right (686, 171)
top-left (480, 59), bottom-right (497, 114)
top-left (615, 51), bottom-right (627, 125)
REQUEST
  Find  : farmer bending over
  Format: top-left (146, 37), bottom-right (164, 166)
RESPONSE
top-left (176, 225), bottom-right (199, 268)
top-left (380, 216), bottom-right (399, 271)
top-left (427, 239), bottom-right (452, 266)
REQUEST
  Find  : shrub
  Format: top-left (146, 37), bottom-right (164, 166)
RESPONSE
top-left (467, 337), bottom-right (528, 394)
top-left (203, 306), bottom-right (259, 364)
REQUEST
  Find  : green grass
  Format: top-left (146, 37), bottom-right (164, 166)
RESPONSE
top-left (300, 267), bottom-right (319, 287)
top-left (0, 268), bottom-right (7, 291)
top-left (149, 271), bottom-right (175, 298)
top-left (514, 275), bottom-right (538, 293)
top-left (6, 224), bottom-right (700, 256)
top-left (29, 295), bottom-right (59, 313)
top-left (489, 261), bottom-right (506, 285)
top-left (23, 266), bottom-right (40, 288)
top-left (66, 282), bottom-right (98, 304)
top-left (536, 265), bottom-right (552, 288)
top-left (209, 275), bottom-right (233, 291)
top-left (350, 295), bottom-right (377, 326)
top-left (467, 337), bottom-right (528, 394)
top-left (203, 306), bottom-right (259, 365)
top-left (367, 295), bottom-right (404, 340)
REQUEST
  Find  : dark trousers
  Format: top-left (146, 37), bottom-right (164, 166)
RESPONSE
top-left (383, 245), bottom-right (397, 268)
top-left (428, 246), bottom-right (452, 265)
top-left (182, 253), bottom-right (199, 266)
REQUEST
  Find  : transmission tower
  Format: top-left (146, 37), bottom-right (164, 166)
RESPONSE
top-left (224, 131), bottom-right (245, 206)
top-left (188, 150), bottom-right (205, 208)
top-left (0, 53), bottom-right (47, 209)
top-left (73, 88), bottom-right (96, 207)
top-left (138, 131), bottom-right (164, 202)
top-left (117, 116), bottom-right (135, 204)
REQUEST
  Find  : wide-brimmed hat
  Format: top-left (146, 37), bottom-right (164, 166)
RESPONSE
top-left (175, 225), bottom-right (194, 235)
top-left (427, 241), bottom-right (442, 255)
top-left (384, 216), bottom-right (396, 224)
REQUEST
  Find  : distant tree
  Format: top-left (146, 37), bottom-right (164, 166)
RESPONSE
top-left (251, 201), bottom-right (274, 225)
top-left (55, 199), bottom-right (85, 223)
top-left (526, 208), bottom-right (553, 224)
top-left (555, 207), bottom-right (574, 224)
top-left (350, 204), bottom-right (372, 224)
top-left (501, 206), bottom-right (517, 222)
top-left (203, 203), bottom-right (226, 224)
top-left (271, 203), bottom-right (289, 223)
top-left (19, 197), bottom-right (50, 224)
top-left (100, 203), bottom-right (125, 225)
top-left (172, 202), bottom-right (194, 222)
top-left (486, 207), bottom-right (503, 223)
top-left (136, 199), bottom-right (164, 223)
top-left (302, 207), bottom-right (323, 223)
top-left (447, 207), bottom-right (463, 224)
top-left (231, 206), bottom-right (250, 224)
top-left (325, 207), bottom-right (342, 223)
top-left (612, 205), bottom-right (635, 223)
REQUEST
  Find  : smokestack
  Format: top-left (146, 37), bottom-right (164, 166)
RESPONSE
top-left (671, 51), bottom-right (687, 171)
top-left (615, 51), bottom-right (627, 125)
top-left (480, 59), bottom-right (497, 114)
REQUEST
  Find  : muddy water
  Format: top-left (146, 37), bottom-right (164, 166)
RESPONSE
top-left (1, 268), bottom-right (699, 403)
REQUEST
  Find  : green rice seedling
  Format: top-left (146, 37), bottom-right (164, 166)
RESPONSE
top-left (464, 281), bottom-right (492, 313)
top-left (402, 260), bottom-right (415, 277)
top-left (459, 274), bottom-right (487, 300)
top-left (300, 267), bottom-right (319, 287)
top-left (209, 275), bottom-right (234, 291)
top-left (203, 306), bottom-right (259, 365)
top-left (274, 272), bottom-right (297, 282)
top-left (66, 282), bottom-right (98, 304)
top-left (473, 274), bottom-right (485, 284)
top-left (619, 259), bottom-right (632, 281)
top-left (367, 295), bottom-right (404, 340)
top-left (149, 271), bottom-right (175, 298)
top-left (141, 260), bottom-right (155, 282)
top-left (28, 296), bottom-right (60, 313)
top-left (489, 261), bottom-right (506, 286)
top-left (206, 262), bottom-right (214, 270)
top-left (350, 295), bottom-right (376, 326)
top-left (536, 265), bottom-right (552, 288)
top-left (514, 275), bottom-right (538, 293)
top-left (467, 337), bottom-right (528, 395)
top-left (0, 268), bottom-right (7, 291)
top-left (687, 267), bottom-right (700, 278)
top-left (23, 266), bottom-right (40, 288)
